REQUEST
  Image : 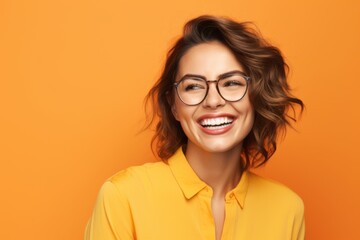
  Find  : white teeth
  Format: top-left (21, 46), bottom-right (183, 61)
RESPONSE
top-left (200, 117), bottom-right (234, 127)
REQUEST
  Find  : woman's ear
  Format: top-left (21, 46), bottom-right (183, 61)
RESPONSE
top-left (171, 105), bottom-right (179, 121)
top-left (167, 90), bottom-right (179, 121)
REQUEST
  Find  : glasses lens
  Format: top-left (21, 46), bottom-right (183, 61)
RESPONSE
top-left (218, 74), bottom-right (248, 101)
top-left (177, 78), bottom-right (207, 105)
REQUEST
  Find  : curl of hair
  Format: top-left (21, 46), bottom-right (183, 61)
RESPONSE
top-left (145, 15), bottom-right (304, 169)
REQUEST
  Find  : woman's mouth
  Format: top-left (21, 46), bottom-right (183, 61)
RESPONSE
top-left (200, 117), bottom-right (234, 129)
top-left (198, 115), bottom-right (235, 134)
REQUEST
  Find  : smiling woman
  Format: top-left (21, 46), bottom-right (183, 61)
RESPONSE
top-left (85, 15), bottom-right (304, 240)
top-left (172, 42), bottom-right (255, 154)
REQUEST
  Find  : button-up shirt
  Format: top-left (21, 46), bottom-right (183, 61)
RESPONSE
top-left (85, 148), bottom-right (305, 240)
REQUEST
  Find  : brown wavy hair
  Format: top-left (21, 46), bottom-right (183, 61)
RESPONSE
top-left (145, 15), bottom-right (304, 169)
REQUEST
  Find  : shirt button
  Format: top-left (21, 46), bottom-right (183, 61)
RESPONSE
top-left (230, 193), bottom-right (234, 198)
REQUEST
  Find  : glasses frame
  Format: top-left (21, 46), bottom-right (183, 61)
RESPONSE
top-left (173, 71), bottom-right (251, 106)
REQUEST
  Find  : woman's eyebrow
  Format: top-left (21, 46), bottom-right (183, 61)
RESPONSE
top-left (179, 74), bottom-right (206, 81)
top-left (180, 70), bottom-right (246, 81)
top-left (218, 70), bottom-right (246, 79)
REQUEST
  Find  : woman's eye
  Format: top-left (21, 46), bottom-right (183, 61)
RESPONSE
top-left (185, 84), bottom-right (205, 91)
top-left (223, 80), bottom-right (245, 87)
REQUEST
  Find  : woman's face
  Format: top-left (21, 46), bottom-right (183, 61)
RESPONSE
top-left (172, 41), bottom-right (255, 153)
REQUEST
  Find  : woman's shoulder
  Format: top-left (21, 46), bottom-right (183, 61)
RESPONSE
top-left (105, 161), bottom-right (172, 191)
top-left (246, 172), bottom-right (304, 209)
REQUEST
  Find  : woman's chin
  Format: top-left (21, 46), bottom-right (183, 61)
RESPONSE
top-left (191, 140), bottom-right (241, 154)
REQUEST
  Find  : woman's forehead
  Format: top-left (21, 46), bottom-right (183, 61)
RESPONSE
top-left (177, 41), bottom-right (244, 79)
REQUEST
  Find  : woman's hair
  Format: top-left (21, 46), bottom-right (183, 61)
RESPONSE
top-left (145, 15), bottom-right (304, 170)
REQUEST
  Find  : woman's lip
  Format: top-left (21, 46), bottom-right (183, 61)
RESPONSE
top-left (197, 113), bottom-right (237, 135)
top-left (198, 119), bottom-right (235, 135)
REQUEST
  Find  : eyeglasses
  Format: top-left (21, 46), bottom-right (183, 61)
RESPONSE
top-left (173, 71), bottom-right (250, 106)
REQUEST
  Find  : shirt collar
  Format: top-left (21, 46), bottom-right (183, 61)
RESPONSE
top-left (168, 147), bottom-right (249, 208)
top-left (168, 147), bottom-right (207, 199)
top-left (231, 169), bottom-right (249, 209)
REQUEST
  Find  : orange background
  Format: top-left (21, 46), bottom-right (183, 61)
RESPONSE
top-left (1, 0), bottom-right (359, 239)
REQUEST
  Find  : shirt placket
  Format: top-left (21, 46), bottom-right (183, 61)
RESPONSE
top-left (197, 186), bottom-right (216, 240)
top-left (221, 191), bottom-right (237, 240)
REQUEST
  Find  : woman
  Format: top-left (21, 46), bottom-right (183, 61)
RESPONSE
top-left (85, 15), bottom-right (305, 240)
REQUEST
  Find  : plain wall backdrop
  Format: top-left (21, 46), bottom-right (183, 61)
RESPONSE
top-left (1, 0), bottom-right (359, 239)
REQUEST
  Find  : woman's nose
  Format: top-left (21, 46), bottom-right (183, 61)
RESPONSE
top-left (202, 83), bottom-right (226, 108)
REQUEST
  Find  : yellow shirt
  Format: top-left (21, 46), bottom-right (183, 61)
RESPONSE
top-left (85, 148), bottom-right (305, 240)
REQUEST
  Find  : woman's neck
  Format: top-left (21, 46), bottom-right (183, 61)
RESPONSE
top-left (184, 142), bottom-right (243, 198)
